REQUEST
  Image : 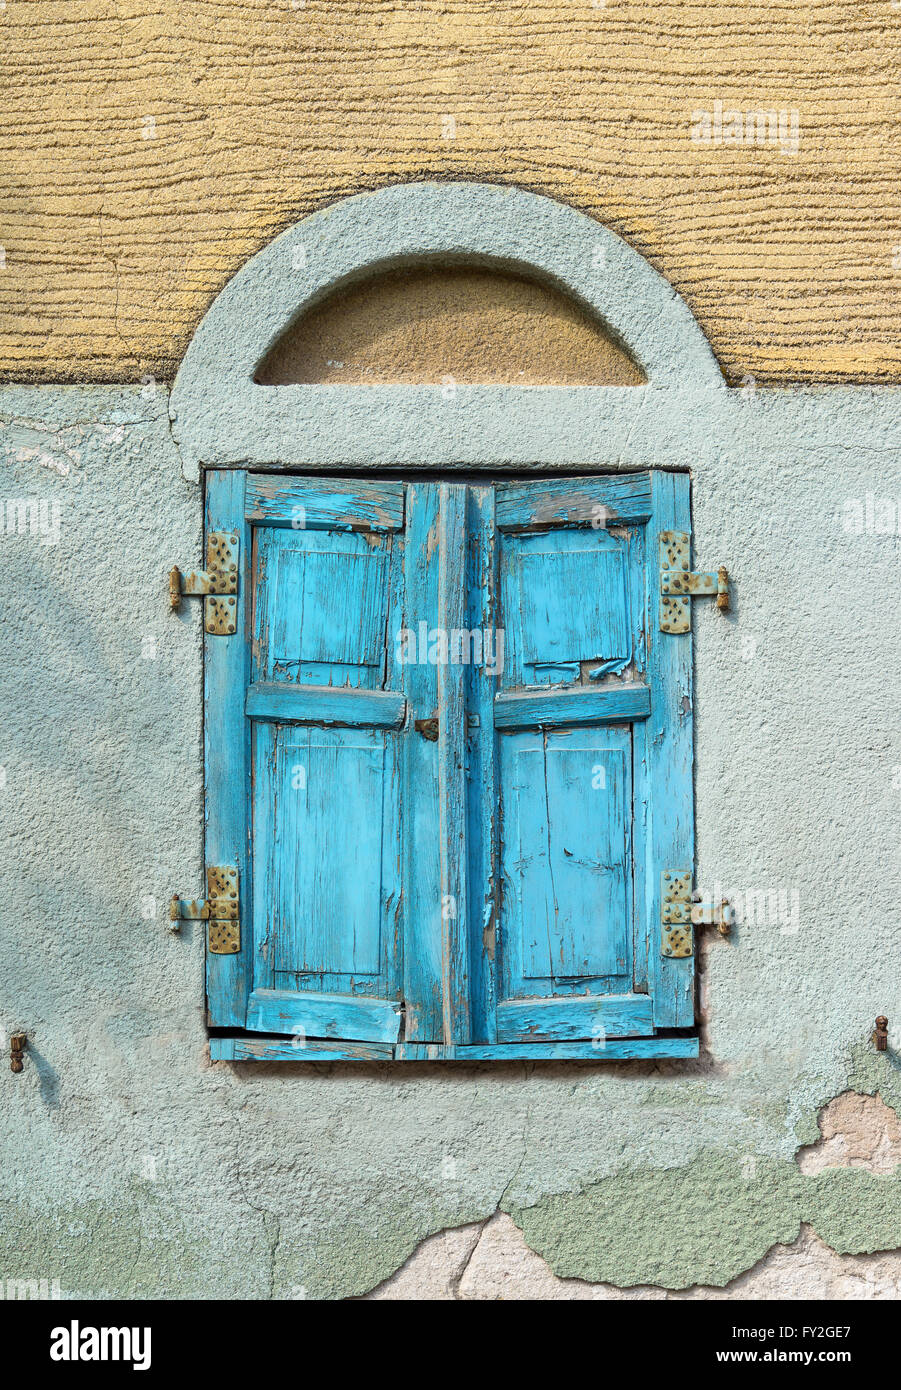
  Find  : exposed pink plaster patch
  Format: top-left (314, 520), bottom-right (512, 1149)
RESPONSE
top-left (797, 1092), bottom-right (901, 1175)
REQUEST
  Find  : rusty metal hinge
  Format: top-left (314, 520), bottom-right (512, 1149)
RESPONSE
top-left (169, 866), bottom-right (240, 954)
top-left (659, 532), bottom-right (729, 633)
top-left (690, 894), bottom-right (735, 934)
top-left (661, 872), bottom-right (733, 957)
top-left (169, 531), bottom-right (239, 635)
top-left (9, 1032), bottom-right (26, 1074)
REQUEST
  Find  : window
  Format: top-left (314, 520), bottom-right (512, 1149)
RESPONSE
top-left (206, 470), bottom-right (697, 1062)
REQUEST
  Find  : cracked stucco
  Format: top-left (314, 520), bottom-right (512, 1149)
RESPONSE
top-left (373, 1082), bottom-right (901, 1298)
top-left (367, 1216), bottom-right (901, 1301)
top-left (1, 381), bottom-right (901, 1298)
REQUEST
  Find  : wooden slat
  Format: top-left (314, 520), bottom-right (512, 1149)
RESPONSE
top-left (496, 475), bottom-right (652, 530)
top-left (466, 485), bottom-right (499, 1044)
top-left (246, 988), bottom-right (402, 1043)
top-left (647, 472), bottom-right (695, 1028)
top-left (401, 483), bottom-right (443, 1041)
top-left (213, 1037), bottom-right (698, 1061)
top-left (494, 683), bottom-right (650, 730)
top-left (496, 994), bottom-right (653, 1042)
top-left (245, 475), bottom-right (404, 530)
top-left (246, 681), bottom-right (406, 727)
top-left (395, 1038), bottom-right (699, 1061)
top-left (437, 483), bottom-right (471, 1044)
top-left (211, 1037), bottom-right (394, 1062)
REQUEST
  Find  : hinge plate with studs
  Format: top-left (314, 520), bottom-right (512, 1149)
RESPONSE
top-left (661, 871), bottom-right (693, 957)
top-left (661, 873), bottom-right (733, 956)
top-left (169, 532), bottom-right (239, 635)
top-left (206, 865), bottom-right (240, 954)
top-left (659, 532), bottom-right (729, 633)
top-left (169, 866), bottom-right (240, 954)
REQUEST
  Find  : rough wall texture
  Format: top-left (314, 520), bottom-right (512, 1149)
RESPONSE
top-left (2, 382), bottom-right (901, 1298)
top-left (256, 267), bottom-right (644, 385)
top-left (798, 1094), bottom-right (901, 1176)
top-left (5, 0), bottom-right (901, 385)
top-left (367, 1217), bottom-right (901, 1300)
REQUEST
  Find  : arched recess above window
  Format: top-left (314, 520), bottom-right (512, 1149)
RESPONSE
top-left (171, 182), bottom-right (723, 471)
top-left (255, 264), bottom-right (645, 386)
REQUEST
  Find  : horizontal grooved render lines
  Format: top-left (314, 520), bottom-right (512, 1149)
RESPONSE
top-left (3, 0), bottom-right (901, 383)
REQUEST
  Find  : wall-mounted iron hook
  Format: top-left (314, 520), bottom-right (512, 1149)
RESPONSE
top-left (9, 1033), bottom-right (26, 1073)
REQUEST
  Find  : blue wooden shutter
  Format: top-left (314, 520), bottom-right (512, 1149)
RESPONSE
top-left (464, 472), bottom-right (695, 1050)
top-left (206, 473), bottom-right (412, 1047)
top-left (205, 471), bottom-right (696, 1059)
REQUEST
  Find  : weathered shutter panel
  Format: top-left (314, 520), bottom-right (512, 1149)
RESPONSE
top-left (400, 483), bottom-right (473, 1042)
top-left (204, 469), bottom-right (252, 1029)
top-left (645, 471), bottom-right (695, 1029)
top-left (205, 471), bottom-right (697, 1057)
top-left (206, 473), bottom-right (412, 1041)
top-left (479, 473), bottom-right (695, 1044)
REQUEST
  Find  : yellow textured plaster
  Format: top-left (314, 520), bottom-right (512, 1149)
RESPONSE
top-left (257, 267), bottom-right (644, 384)
top-left (3, 1), bottom-right (901, 383)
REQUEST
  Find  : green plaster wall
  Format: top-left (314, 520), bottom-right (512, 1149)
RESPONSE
top-left (511, 1046), bottom-right (901, 1289)
top-left (1, 378), bottom-right (900, 1297)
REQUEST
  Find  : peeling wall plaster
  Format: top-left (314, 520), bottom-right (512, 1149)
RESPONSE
top-left (798, 1093), bottom-right (901, 1176)
top-left (366, 1216), bottom-right (901, 1301)
top-left (1, 382), bottom-right (901, 1299)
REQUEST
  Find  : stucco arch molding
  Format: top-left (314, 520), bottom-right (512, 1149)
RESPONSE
top-left (171, 181), bottom-right (724, 471)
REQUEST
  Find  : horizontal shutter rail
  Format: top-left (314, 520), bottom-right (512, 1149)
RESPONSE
top-left (496, 994), bottom-right (653, 1042)
top-left (493, 683), bottom-right (650, 731)
top-left (213, 1037), bottom-right (395, 1062)
top-left (246, 682), bottom-right (407, 729)
top-left (245, 475), bottom-right (405, 531)
top-left (394, 1039), bottom-right (698, 1061)
top-left (247, 988), bottom-right (403, 1044)
top-left (495, 475), bottom-right (652, 531)
top-left (211, 1037), bottom-right (699, 1062)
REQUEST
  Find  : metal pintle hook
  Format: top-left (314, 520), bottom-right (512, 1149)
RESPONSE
top-left (9, 1033), bottom-right (26, 1073)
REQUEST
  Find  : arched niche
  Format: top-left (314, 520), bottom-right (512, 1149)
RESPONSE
top-left (255, 263), bottom-right (645, 386)
top-left (171, 182), bottom-right (723, 472)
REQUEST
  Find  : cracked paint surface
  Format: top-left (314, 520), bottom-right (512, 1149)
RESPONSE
top-left (797, 1092), bottom-right (901, 1176)
top-left (367, 1216), bottom-right (901, 1301)
top-left (1, 384), bottom-right (901, 1298)
top-left (372, 1084), bottom-right (901, 1297)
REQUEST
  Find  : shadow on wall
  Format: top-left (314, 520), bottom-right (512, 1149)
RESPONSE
top-left (255, 265), bottom-right (646, 386)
